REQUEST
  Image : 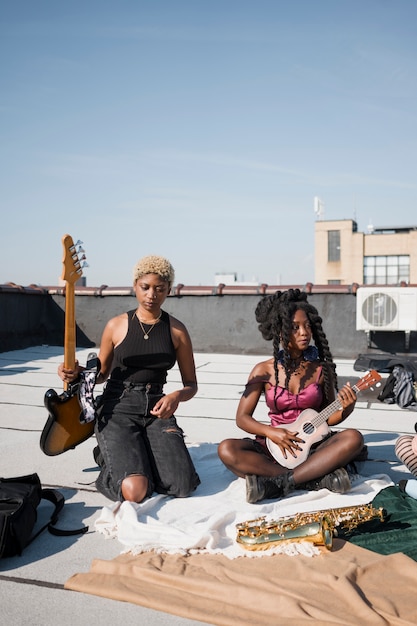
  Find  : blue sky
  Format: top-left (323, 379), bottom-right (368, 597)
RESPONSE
top-left (1, 0), bottom-right (416, 287)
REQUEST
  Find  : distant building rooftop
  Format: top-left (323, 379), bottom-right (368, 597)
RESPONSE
top-left (372, 226), bottom-right (417, 234)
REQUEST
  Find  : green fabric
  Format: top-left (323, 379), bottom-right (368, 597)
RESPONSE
top-left (338, 486), bottom-right (417, 561)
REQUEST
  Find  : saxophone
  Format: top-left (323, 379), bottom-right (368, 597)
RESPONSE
top-left (236, 504), bottom-right (385, 551)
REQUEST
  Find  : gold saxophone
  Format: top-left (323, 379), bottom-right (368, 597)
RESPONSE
top-left (236, 504), bottom-right (385, 551)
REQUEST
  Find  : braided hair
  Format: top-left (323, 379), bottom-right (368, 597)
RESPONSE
top-left (255, 288), bottom-right (338, 404)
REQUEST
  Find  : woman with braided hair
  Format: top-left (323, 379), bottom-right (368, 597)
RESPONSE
top-left (218, 289), bottom-right (364, 503)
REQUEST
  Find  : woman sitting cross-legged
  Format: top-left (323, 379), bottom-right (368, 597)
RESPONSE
top-left (218, 289), bottom-right (365, 504)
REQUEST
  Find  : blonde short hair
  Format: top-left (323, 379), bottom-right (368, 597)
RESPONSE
top-left (133, 255), bottom-right (175, 284)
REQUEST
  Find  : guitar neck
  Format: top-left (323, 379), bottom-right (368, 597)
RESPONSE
top-left (314, 384), bottom-right (360, 427)
top-left (63, 281), bottom-right (76, 374)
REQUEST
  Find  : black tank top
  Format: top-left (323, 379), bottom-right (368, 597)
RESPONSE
top-left (110, 309), bottom-right (176, 384)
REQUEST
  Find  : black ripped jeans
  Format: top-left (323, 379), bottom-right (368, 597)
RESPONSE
top-left (95, 380), bottom-right (200, 501)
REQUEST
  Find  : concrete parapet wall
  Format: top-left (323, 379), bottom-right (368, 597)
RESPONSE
top-left (1, 287), bottom-right (416, 357)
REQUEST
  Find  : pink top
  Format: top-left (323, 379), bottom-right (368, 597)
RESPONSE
top-left (264, 367), bottom-right (323, 427)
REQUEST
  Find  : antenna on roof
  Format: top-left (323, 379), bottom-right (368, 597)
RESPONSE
top-left (314, 196), bottom-right (324, 220)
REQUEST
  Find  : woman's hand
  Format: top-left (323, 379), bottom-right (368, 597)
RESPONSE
top-left (326, 382), bottom-right (357, 424)
top-left (337, 382), bottom-right (357, 412)
top-left (150, 392), bottom-right (180, 420)
top-left (57, 361), bottom-right (82, 384)
top-left (266, 426), bottom-right (305, 460)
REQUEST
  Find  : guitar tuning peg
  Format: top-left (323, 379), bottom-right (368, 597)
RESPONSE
top-left (77, 246), bottom-right (85, 254)
top-left (74, 240), bottom-right (84, 246)
top-left (81, 261), bottom-right (89, 269)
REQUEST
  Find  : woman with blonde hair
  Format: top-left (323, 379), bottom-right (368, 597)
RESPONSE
top-left (59, 255), bottom-right (200, 503)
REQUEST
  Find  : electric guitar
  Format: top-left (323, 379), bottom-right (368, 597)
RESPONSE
top-left (266, 370), bottom-right (381, 469)
top-left (40, 235), bottom-right (95, 456)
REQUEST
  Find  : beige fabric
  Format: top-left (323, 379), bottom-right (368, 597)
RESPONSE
top-left (65, 540), bottom-right (417, 625)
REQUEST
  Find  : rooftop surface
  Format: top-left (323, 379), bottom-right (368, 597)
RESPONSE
top-left (1, 346), bottom-right (416, 625)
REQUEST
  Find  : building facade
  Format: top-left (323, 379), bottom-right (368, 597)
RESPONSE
top-left (315, 219), bottom-right (417, 285)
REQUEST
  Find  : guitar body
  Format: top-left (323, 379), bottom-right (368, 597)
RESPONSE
top-left (266, 409), bottom-right (330, 469)
top-left (41, 387), bottom-right (94, 456)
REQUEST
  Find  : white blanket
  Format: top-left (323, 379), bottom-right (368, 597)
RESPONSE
top-left (94, 443), bottom-right (393, 559)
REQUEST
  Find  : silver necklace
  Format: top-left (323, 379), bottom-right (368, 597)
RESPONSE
top-left (137, 312), bottom-right (162, 340)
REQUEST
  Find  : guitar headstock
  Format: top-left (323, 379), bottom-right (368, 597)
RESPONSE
top-left (61, 234), bottom-right (87, 285)
top-left (355, 369), bottom-right (382, 392)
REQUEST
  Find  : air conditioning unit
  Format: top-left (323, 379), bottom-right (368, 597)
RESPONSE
top-left (356, 287), bottom-right (417, 349)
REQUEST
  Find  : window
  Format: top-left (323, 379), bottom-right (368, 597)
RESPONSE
top-left (328, 279), bottom-right (341, 285)
top-left (364, 255), bottom-right (409, 285)
top-left (328, 230), bottom-right (340, 262)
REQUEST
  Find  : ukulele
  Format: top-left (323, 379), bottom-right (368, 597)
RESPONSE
top-left (266, 370), bottom-right (381, 469)
top-left (40, 235), bottom-right (95, 456)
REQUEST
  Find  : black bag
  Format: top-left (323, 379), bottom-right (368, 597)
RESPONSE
top-left (0, 473), bottom-right (87, 558)
top-left (377, 365), bottom-right (417, 411)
